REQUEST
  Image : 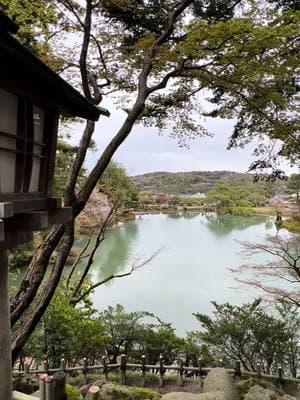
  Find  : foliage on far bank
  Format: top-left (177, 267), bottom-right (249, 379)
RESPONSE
top-left (204, 181), bottom-right (267, 216)
top-left (281, 219), bottom-right (300, 232)
top-left (133, 171), bottom-right (286, 197)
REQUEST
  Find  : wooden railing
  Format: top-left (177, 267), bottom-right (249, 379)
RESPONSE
top-left (13, 355), bottom-right (300, 400)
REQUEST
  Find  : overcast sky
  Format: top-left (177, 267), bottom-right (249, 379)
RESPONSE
top-left (67, 101), bottom-right (297, 177)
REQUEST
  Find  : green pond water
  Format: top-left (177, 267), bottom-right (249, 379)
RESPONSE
top-left (74, 212), bottom-right (277, 335)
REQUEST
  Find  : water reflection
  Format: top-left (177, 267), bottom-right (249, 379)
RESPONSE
top-left (202, 212), bottom-right (273, 236)
top-left (73, 221), bottom-right (138, 283)
top-left (167, 212), bottom-right (199, 220)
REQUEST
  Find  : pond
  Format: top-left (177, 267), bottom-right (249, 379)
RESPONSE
top-left (74, 212), bottom-right (277, 335)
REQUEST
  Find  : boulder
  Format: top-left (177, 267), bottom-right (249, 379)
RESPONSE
top-left (130, 387), bottom-right (161, 400)
top-left (161, 394), bottom-right (200, 400)
top-left (244, 385), bottom-right (296, 400)
top-left (13, 376), bottom-right (38, 395)
top-left (161, 392), bottom-right (227, 400)
top-left (203, 368), bottom-right (238, 400)
top-left (80, 382), bottom-right (160, 400)
top-left (100, 383), bottom-right (135, 400)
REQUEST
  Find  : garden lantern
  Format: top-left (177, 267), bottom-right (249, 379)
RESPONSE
top-left (0, 10), bottom-right (109, 399)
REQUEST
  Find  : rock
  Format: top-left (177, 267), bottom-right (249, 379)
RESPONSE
top-left (244, 384), bottom-right (296, 400)
top-left (161, 392), bottom-right (227, 400)
top-left (197, 394), bottom-right (228, 400)
top-left (97, 383), bottom-right (135, 400)
top-left (161, 394), bottom-right (200, 400)
top-left (244, 385), bottom-right (278, 399)
top-left (130, 387), bottom-right (161, 400)
top-left (203, 368), bottom-right (238, 400)
top-left (13, 376), bottom-right (38, 395)
top-left (80, 383), bottom-right (160, 400)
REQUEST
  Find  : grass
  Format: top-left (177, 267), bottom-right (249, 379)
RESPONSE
top-left (253, 205), bottom-right (297, 218)
top-left (253, 206), bottom-right (277, 215)
top-left (281, 219), bottom-right (300, 233)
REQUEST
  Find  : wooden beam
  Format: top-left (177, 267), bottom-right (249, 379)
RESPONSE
top-left (0, 220), bottom-right (4, 242)
top-left (0, 202), bottom-right (14, 218)
top-left (0, 231), bottom-right (33, 250)
top-left (13, 199), bottom-right (47, 215)
top-left (44, 109), bottom-right (59, 198)
top-left (3, 207), bottom-right (71, 236)
top-left (46, 197), bottom-right (62, 209)
top-left (4, 211), bottom-right (49, 232)
top-left (48, 207), bottom-right (73, 225)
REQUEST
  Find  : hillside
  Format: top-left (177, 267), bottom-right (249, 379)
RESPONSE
top-left (132, 170), bottom-right (286, 196)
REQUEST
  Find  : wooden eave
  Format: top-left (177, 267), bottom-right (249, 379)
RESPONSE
top-left (0, 12), bottom-right (109, 120)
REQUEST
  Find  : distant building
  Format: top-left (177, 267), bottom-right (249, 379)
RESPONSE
top-left (181, 192), bottom-right (206, 199)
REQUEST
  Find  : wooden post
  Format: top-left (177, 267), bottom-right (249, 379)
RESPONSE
top-left (24, 363), bottom-right (29, 374)
top-left (198, 358), bottom-right (203, 388)
top-left (159, 355), bottom-right (165, 388)
top-left (256, 363), bottom-right (261, 379)
top-left (53, 371), bottom-right (66, 400)
top-left (83, 358), bottom-right (88, 385)
top-left (102, 356), bottom-right (108, 382)
top-left (60, 359), bottom-right (66, 371)
top-left (42, 360), bottom-right (48, 374)
top-left (87, 386), bottom-right (100, 400)
top-left (38, 373), bottom-right (48, 400)
top-left (141, 355), bottom-right (146, 387)
top-left (0, 250), bottom-right (12, 400)
top-left (178, 358), bottom-right (184, 387)
top-left (189, 360), bottom-right (193, 379)
top-left (120, 354), bottom-right (127, 385)
top-left (235, 360), bottom-right (241, 380)
top-left (277, 367), bottom-right (283, 391)
top-left (45, 376), bottom-right (54, 400)
top-left (24, 363), bottom-right (29, 384)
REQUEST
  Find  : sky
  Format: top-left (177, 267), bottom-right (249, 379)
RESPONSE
top-left (67, 101), bottom-right (297, 177)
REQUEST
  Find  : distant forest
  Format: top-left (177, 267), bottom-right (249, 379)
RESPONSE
top-left (132, 171), bottom-right (287, 196)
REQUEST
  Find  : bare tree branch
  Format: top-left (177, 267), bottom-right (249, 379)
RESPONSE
top-left (231, 234), bottom-right (300, 307)
top-left (72, 247), bottom-right (163, 305)
top-left (70, 207), bottom-right (114, 302)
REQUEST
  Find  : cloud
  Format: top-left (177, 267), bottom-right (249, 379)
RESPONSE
top-left (66, 103), bottom-right (297, 176)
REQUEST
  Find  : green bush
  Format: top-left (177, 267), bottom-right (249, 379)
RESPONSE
top-left (130, 386), bottom-right (161, 400)
top-left (66, 384), bottom-right (80, 400)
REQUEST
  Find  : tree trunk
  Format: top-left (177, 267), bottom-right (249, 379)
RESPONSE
top-left (11, 224), bottom-right (74, 363)
top-left (10, 224), bottom-right (65, 327)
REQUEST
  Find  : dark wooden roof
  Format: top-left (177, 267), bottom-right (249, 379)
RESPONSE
top-left (0, 10), bottom-right (109, 120)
